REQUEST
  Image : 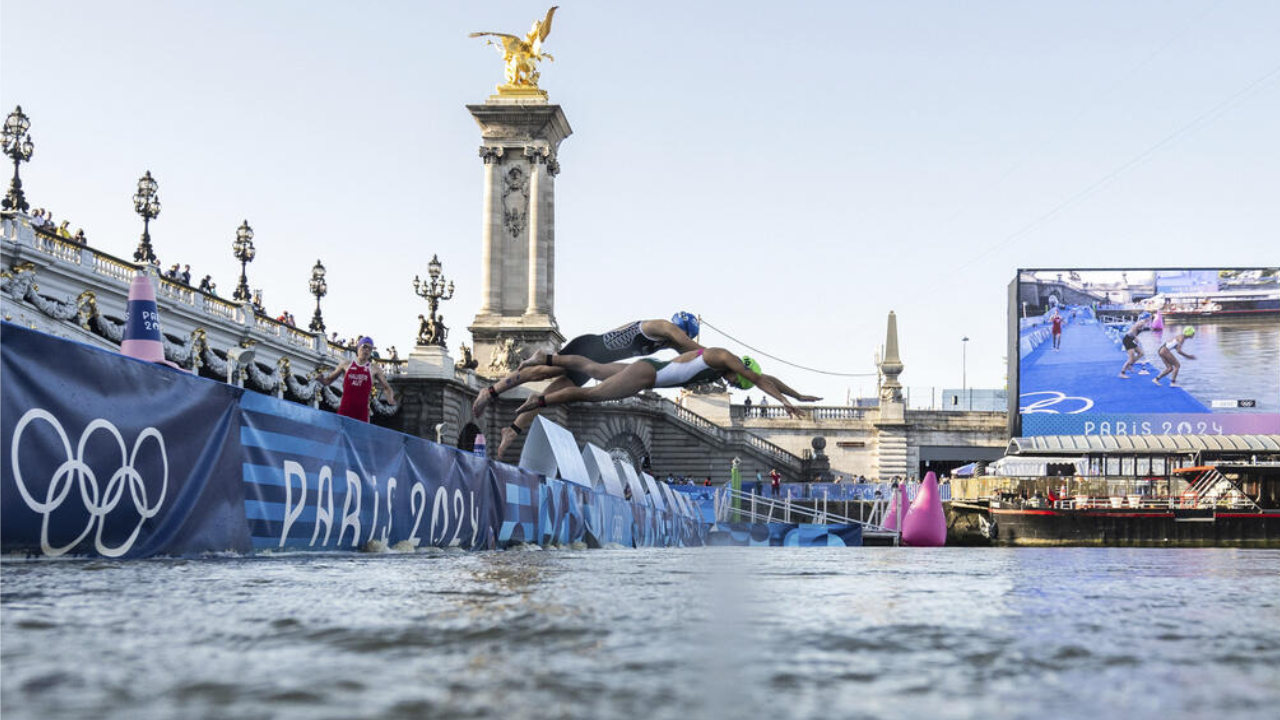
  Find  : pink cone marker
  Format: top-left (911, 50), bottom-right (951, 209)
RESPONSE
top-left (902, 471), bottom-right (947, 547)
top-left (120, 272), bottom-right (185, 371)
top-left (882, 481), bottom-right (909, 532)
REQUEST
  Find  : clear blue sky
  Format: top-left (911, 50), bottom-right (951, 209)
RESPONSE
top-left (3, 1), bottom-right (1276, 404)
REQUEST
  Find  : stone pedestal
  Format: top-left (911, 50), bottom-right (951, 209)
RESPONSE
top-left (406, 344), bottom-right (455, 380)
top-left (466, 97), bottom-right (571, 376)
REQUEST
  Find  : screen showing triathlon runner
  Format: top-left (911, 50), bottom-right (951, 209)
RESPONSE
top-left (1013, 268), bottom-right (1280, 437)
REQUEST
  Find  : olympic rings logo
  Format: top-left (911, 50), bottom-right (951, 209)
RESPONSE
top-left (1019, 391), bottom-right (1095, 415)
top-left (9, 409), bottom-right (168, 557)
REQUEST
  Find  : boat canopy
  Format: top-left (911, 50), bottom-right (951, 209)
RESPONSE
top-left (1007, 434), bottom-right (1280, 455)
top-left (988, 456), bottom-right (1087, 477)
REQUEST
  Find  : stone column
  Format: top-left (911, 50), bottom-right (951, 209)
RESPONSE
top-left (466, 99), bottom-right (571, 376)
top-left (525, 146), bottom-right (546, 316)
top-left (478, 146), bottom-right (503, 315)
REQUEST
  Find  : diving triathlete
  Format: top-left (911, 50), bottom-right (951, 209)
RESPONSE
top-left (472, 313), bottom-right (703, 456)
top-left (512, 347), bottom-right (820, 419)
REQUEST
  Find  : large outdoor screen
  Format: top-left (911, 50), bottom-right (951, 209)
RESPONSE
top-left (1010, 268), bottom-right (1280, 437)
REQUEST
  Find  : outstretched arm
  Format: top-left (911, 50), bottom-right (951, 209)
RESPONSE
top-left (706, 349), bottom-right (817, 418)
top-left (317, 360), bottom-right (350, 387)
top-left (767, 375), bottom-right (822, 402)
top-left (641, 319), bottom-right (703, 353)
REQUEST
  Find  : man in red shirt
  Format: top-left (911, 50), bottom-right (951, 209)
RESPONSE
top-left (769, 468), bottom-right (781, 498)
top-left (318, 336), bottom-right (396, 422)
top-left (1050, 312), bottom-right (1064, 351)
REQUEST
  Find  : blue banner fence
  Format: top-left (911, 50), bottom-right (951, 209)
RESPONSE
top-left (1, 324), bottom-right (703, 558)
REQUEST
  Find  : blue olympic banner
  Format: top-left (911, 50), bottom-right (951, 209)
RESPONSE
top-left (1, 324), bottom-right (700, 558)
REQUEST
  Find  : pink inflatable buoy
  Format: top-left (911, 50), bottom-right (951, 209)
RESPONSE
top-left (120, 272), bottom-right (185, 371)
top-left (902, 471), bottom-right (947, 547)
top-left (882, 482), bottom-right (909, 531)
top-left (1151, 311), bottom-right (1164, 332)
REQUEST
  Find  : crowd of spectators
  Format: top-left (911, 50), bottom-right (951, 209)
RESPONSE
top-left (22, 208), bottom-right (394, 362)
top-left (29, 208), bottom-right (87, 244)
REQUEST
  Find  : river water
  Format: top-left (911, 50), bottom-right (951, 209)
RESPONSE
top-left (3, 547), bottom-right (1279, 720)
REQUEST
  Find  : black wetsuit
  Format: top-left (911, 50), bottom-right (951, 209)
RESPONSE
top-left (560, 321), bottom-right (671, 386)
top-left (1122, 323), bottom-right (1148, 351)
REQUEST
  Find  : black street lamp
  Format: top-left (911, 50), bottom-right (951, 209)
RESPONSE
top-left (132, 171), bottom-right (161, 263)
top-left (2, 106), bottom-right (35, 213)
top-left (231, 220), bottom-right (256, 302)
top-left (309, 259), bottom-right (327, 332)
top-left (413, 254), bottom-right (455, 347)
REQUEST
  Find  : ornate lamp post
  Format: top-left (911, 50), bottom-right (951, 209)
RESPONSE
top-left (413, 254), bottom-right (455, 347)
top-left (1, 106), bottom-right (35, 213)
top-left (132, 171), bottom-right (162, 263)
top-left (231, 220), bottom-right (256, 302)
top-left (309, 259), bottom-right (327, 332)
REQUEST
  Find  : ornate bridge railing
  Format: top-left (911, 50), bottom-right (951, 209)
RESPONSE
top-left (732, 404), bottom-right (871, 422)
top-left (3, 214), bottom-right (406, 410)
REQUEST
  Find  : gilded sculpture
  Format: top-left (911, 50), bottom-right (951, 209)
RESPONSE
top-left (470, 6), bottom-right (558, 94)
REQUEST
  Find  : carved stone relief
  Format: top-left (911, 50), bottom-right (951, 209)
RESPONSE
top-left (501, 165), bottom-right (529, 240)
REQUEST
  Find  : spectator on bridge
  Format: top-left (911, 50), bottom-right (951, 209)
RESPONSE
top-left (769, 468), bottom-right (781, 497)
top-left (181, 264), bottom-right (192, 285)
top-left (743, 396), bottom-right (752, 416)
top-left (473, 314), bottom-right (704, 456)
top-left (833, 475), bottom-right (844, 484)
top-left (72, 228), bottom-right (87, 244)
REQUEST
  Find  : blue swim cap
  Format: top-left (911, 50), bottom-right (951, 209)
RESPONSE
top-left (671, 311), bottom-right (699, 338)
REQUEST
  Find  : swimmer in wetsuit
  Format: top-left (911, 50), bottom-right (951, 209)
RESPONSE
top-left (1118, 312), bottom-right (1152, 378)
top-left (1153, 326), bottom-right (1197, 386)
top-left (472, 313), bottom-right (703, 456)
top-left (512, 347), bottom-right (820, 419)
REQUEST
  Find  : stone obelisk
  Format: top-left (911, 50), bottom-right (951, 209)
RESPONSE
top-left (465, 93), bottom-right (571, 376)
top-left (875, 311), bottom-right (910, 479)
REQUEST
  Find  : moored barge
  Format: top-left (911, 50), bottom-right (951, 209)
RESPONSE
top-left (951, 435), bottom-right (1280, 547)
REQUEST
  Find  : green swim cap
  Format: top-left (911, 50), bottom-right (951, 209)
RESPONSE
top-left (735, 356), bottom-right (762, 389)
top-left (1183, 326), bottom-right (1196, 338)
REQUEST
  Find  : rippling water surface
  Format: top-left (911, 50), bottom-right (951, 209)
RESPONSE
top-left (4, 547), bottom-right (1280, 720)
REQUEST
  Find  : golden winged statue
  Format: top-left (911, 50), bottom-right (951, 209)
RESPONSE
top-left (470, 6), bottom-right (558, 94)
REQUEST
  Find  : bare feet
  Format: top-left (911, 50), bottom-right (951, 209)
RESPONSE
top-left (1118, 372), bottom-right (1129, 378)
top-left (514, 393), bottom-right (546, 414)
top-left (517, 350), bottom-right (550, 371)
top-left (472, 385), bottom-right (498, 417)
top-left (498, 425), bottom-right (520, 458)
top-left (1152, 378), bottom-right (1162, 386)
